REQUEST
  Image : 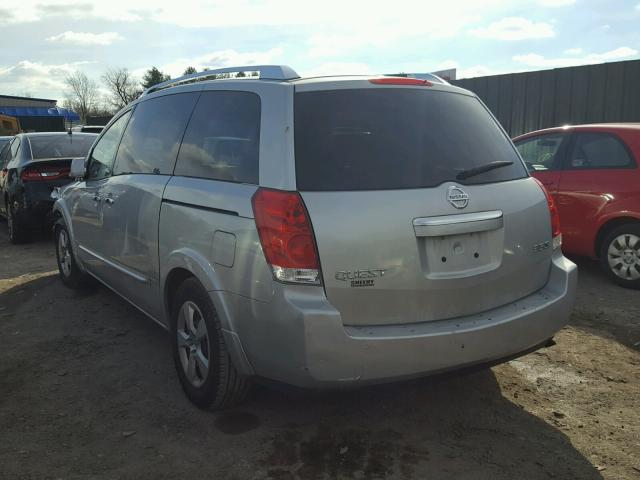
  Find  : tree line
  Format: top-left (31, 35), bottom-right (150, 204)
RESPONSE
top-left (63, 65), bottom-right (246, 123)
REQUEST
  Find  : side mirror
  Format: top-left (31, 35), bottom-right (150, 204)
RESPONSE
top-left (69, 157), bottom-right (86, 179)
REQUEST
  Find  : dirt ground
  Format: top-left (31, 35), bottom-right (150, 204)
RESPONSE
top-left (0, 222), bottom-right (638, 480)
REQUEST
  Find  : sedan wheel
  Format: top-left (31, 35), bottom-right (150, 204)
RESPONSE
top-left (607, 233), bottom-right (640, 281)
top-left (601, 224), bottom-right (640, 289)
top-left (7, 204), bottom-right (26, 244)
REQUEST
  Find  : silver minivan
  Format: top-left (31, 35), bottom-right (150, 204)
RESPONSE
top-left (53, 65), bottom-right (577, 409)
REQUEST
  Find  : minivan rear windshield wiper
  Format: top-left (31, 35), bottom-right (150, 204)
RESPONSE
top-left (455, 160), bottom-right (514, 181)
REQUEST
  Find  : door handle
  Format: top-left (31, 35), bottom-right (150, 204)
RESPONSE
top-left (105, 197), bottom-right (114, 206)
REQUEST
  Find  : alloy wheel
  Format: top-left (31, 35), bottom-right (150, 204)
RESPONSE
top-left (57, 229), bottom-right (72, 277)
top-left (176, 301), bottom-right (210, 388)
top-left (607, 233), bottom-right (640, 280)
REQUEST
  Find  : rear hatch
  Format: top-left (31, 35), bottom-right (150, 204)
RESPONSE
top-left (294, 82), bottom-right (553, 326)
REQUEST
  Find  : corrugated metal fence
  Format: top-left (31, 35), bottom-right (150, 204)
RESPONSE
top-left (451, 59), bottom-right (640, 138)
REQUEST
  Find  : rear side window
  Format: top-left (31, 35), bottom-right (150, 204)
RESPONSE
top-left (29, 135), bottom-right (96, 160)
top-left (294, 89), bottom-right (526, 191)
top-left (114, 92), bottom-right (198, 175)
top-left (174, 91), bottom-right (260, 184)
top-left (515, 133), bottom-right (566, 171)
top-left (568, 132), bottom-right (635, 169)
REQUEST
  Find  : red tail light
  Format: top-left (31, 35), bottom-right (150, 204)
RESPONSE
top-left (251, 188), bottom-right (321, 284)
top-left (369, 77), bottom-right (432, 86)
top-left (532, 178), bottom-right (562, 249)
top-left (20, 166), bottom-right (70, 182)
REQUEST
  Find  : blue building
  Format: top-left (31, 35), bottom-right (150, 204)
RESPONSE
top-left (0, 94), bottom-right (80, 132)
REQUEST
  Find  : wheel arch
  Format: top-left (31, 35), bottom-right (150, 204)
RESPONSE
top-left (52, 200), bottom-right (75, 243)
top-left (162, 253), bottom-right (254, 376)
top-left (595, 216), bottom-right (640, 257)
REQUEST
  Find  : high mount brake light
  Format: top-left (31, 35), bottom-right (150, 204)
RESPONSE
top-left (369, 77), bottom-right (432, 86)
top-left (251, 188), bottom-right (321, 285)
top-left (532, 177), bottom-right (562, 250)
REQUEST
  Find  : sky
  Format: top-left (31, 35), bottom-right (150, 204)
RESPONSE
top-left (1, 0), bottom-right (639, 103)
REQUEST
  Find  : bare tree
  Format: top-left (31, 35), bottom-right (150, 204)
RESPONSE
top-left (64, 71), bottom-right (99, 123)
top-left (102, 68), bottom-right (142, 110)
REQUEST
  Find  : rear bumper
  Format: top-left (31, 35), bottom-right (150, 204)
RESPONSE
top-left (12, 183), bottom-right (60, 228)
top-left (222, 251), bottom-right (577, 388)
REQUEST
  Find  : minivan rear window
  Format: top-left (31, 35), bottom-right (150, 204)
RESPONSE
top-left (294, 89), bottom-right (526, 191)
top-left (30, 135), bottom-right (96, 160)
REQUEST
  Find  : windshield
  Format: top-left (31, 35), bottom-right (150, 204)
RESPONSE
top-left (29, 135), bottom-right (96, 160)
top-left (294, 89), bottom-right (527, 191)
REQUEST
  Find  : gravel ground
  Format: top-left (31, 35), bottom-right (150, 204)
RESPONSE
top-left (0, 222), bottom-right (638, 480)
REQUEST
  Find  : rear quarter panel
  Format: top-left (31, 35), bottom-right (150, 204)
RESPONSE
top-left (158, 177), bottom-right (273, 328)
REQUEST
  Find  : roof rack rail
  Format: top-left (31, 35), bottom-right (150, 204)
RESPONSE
top-left (141, 65), bottom-right (300, 96)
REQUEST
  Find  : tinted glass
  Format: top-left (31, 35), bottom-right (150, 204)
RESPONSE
top-left (569, 132), bottom-right (634, 169)
top-left (10, 138), bottom-right (20, 159)
top-left (295, 89), bottom-right (526, 191)
top-left (29, 135), bottom-right (96, 160)
top-left (0, 142), bottom-right (10, 166)
top-left (0, 138), bottom-right (10, 153)
top-left (515, 133), bottom-right (566, 171)
top-left (87, 112), bottom-right (131, 180)
top-left (114, 93), bottom-right (198, 175)
top-left (175, 91), bottom-right (260, 184)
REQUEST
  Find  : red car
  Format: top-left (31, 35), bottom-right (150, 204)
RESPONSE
top-left (514, 124), bottom-right (640, 289)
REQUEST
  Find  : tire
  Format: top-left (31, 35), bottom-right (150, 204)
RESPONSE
top-left (54, 219), bottom-right (90, 289)
top-left (171, 277), bottom-right (251, 409)
top-left (7, 203), bottom-right (28, 244)
top-left (600, 224), bottom-right (640, 289)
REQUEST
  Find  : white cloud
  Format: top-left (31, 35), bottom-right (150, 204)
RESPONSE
top-left (563, 47), bottom-right (583, 55)
top-left (134, 48), bottom-right (285, 79)
top-left (0, 1), bottom-right (142, 24)
top-left (0, 60), bottom-right (94, 99)
top-left (513, 46), bottom-right (639, 68)
top-left (0, 0), bottom-right (506, 28)
top-left (304, 2), bottom-right (493, 58)
top-left (471, 17), bottom-right (555, 41)
top-left (636, 2), bottom-right (640, 10)
top-left (537, 0), bottom-right (575, 6)
top-left (47, 31), bottom-right (124, 46)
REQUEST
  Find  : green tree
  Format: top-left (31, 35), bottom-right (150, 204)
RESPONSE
top-left (183, 66), bottom-right (197, 75)
top-left (236, 71), bottom-right (246, 78)
top-left (141, 67), bottom-right (171, 89)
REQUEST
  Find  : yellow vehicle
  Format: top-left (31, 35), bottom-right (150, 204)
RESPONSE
top-left (0, 114), bottom-right (21, 135)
